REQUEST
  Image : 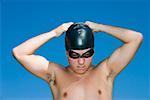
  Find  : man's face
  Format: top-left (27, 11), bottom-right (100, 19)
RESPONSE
top-left (66, 48), bottom-right (94, 75)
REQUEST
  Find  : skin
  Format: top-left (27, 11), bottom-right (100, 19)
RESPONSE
top-left (66, 48), bottom-right (93, 75)
top-left (12, 21), bottom-right (143, 100)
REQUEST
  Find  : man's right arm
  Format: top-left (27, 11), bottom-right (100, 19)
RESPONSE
top-left (12, 22), bottom-right (73, 81)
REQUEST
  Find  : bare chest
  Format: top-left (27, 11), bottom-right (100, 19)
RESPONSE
top-left (50, 69), bottom-right (113, 100)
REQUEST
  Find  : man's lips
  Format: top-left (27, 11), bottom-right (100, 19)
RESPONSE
top-left (77, 66), bottom-right (85, 68)
top-left (77, 66), bottom-right (87, 70)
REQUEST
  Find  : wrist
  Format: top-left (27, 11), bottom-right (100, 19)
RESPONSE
top-left (53, 26), bottom-right (65, 37)
top-left (93, 23), bottom-right (104, 32)
top-left (49, 30), bottom-right (57, 37)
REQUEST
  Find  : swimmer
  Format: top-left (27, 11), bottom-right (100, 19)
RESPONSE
top-left (12, 21), bottom-right (143, 100)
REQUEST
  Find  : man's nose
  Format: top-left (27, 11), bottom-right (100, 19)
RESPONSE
top-left (78, 57), bottom-right (85, 65)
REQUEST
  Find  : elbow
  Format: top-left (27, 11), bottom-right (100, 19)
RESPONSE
top-left (12, 47), bottom-right (21, 59)
top-left (135, 32), bottom-right (143, 43)
top-left (128, 30), bottom-right (143, 43)
top-left (126, 30), bottom-right (143, 43)
top-left (12, 48), bottom-right (18, 58)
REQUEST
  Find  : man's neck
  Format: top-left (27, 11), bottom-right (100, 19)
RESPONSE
top-left (66, 66), bottom-right (93, 78)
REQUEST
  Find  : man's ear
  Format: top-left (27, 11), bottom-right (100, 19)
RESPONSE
top-left (66, 51), bottom-right (69, 55)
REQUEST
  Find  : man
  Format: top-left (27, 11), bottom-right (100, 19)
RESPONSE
top-left (12, 21), bottom-right (143, 100)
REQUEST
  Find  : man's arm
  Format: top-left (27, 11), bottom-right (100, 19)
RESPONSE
top-left (85, 21), bottom-right (143, 79)
top-left (12, 22), bottom-right (73, 81)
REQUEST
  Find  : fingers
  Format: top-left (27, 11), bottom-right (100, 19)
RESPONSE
top-left (85, 21), bottom-right (92, 25)
top-left (54, 21), bottom-right (98, 37)
top-left (84, 21), bottom-right (93, 29)
top-left (62, 22), bottom-right (74, 31)
top-left (54, 22), bottom-right (74, 37)
top-left (85, 21), bottom-right (97, 32)
top-left (67, 22), bottom-right (74, 25)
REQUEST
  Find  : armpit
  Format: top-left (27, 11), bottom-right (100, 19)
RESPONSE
top-left (49, 70), bottom-right (56, 85)
top-left (45, 62), bottom-right (56, 85)
top-left (106, 68), bottom-right (116, 80)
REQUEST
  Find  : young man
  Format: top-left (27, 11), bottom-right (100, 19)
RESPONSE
top-left (12, 21), bottom-right (143, 100)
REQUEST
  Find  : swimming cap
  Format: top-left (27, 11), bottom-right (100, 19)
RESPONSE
top-left (65, 22), bottom-right (94, 50)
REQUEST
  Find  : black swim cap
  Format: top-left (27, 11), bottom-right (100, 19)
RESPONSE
top-left (65, 22), bottom-right (94, 50)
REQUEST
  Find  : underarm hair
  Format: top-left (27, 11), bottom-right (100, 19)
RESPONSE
top-left (46, 62), bottom-right (56, 85)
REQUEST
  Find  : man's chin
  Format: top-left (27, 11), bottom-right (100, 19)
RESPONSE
top-left (75, 68), bottom-right (88, 75)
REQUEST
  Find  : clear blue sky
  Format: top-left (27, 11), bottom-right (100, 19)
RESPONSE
top-left (1, 0), bottom-right (149, 100)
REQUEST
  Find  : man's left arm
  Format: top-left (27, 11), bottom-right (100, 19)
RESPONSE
top-left (85, 21), bottom-right (143, 78)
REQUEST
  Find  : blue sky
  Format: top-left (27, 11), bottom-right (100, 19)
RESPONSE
top-left (1, 0), bottom-right (150, 100)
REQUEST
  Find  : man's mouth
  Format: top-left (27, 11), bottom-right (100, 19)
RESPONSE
top-left (77, 65), bottom-right (85, 68)
top-left (77, 66), bottom-right (87, 71)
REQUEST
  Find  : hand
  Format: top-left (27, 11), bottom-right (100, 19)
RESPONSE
top-left (85, 21), bottom-right (101, 32)
top-left (53, 22), bottom-right (74, 37)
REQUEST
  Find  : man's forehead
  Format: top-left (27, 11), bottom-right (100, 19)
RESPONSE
top-left (71, 48), bottom-right (91, 53)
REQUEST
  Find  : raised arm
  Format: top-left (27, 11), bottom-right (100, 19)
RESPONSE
top-left (85, 21), bottom-right (143, 79)
top-left (12, 22), bottom-right (73, 81)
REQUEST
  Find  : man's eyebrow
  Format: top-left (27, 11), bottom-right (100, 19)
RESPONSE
top-left (70, 50), bottom-right (80, 54)
top-left (82, 49), bottom-right (93, 55)
top-left (71, 49), bottom-right (92, 54)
